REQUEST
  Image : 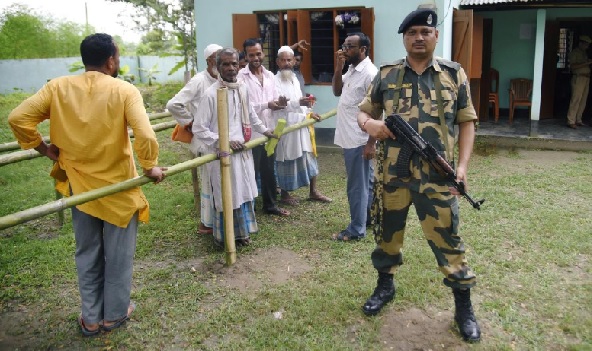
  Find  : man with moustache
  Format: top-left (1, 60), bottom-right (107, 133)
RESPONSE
top-left (8, 33), bottom-right (166, 336)
top-left (272, 46), bottom-right (331, 205)
top-left (239, 38), bottom-right (290, 217)
top-left (357, 8), bottom-right (481, 342)
top-left (166, 43), bottom-right (222, 235)
top-left (331, 32), bottom-right (378, 242)
top-left (193, 48), bottom-right (276, 248)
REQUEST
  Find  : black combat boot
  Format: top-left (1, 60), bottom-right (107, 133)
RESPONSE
top-left (452, 288), bottom-right (481, 342)
top-left (362, 272), bottom-right (395, 316)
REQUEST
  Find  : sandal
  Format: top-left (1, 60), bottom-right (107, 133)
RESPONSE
top-left (102, 302), bottom-right (136, 332)
top-left (78, 315), bottom-right (100, 337)
top-left (236, 238), bottom-right (251, 247)
top-left (279, 197), bottom-right (299, 206)
top-left (308, 194), bottom-right (332, 203)
top-left (263, 207), bottom-right (290, 217)
top-left (332, 230), bottom-right (364, 242)
top-left (198, 223), bottom-right (213, 235)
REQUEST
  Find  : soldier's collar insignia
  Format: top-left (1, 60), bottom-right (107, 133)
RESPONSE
top-left (427, 14), bottom-right (433, 25)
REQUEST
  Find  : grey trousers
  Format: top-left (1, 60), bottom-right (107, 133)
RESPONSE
top-left (72, 206), bottom-right (138, 324)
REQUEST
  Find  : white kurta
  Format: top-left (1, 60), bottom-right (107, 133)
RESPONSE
top-left (272, 73), bottom-right (313, 162)
top-left (165, 70), bottom-right (218, 227)
top-left (192, 81), bottom-right (269, 211)
top-left (165, 70), bottom-right (217, 155)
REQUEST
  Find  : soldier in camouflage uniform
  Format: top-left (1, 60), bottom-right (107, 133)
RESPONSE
top-left (356, 8), bottom-right (481, 342)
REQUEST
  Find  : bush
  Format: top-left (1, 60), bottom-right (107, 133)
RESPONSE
top-left (137, 82), bottom-right (184, 113)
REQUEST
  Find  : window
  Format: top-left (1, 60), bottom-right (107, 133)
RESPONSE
top-left (233, 7), bottom-right (374, 85)
top-left (557, 28), bottom-right (574, 69)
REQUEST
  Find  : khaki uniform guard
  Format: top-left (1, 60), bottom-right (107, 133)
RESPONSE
top-left (566, 35), bottom-right (592, 128)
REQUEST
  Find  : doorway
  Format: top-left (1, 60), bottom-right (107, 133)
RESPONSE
top-left (541, 18), bottom-right (592, 122)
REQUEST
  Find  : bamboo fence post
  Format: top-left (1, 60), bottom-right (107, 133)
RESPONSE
top-left (217, 87), bottom-right (236, 266)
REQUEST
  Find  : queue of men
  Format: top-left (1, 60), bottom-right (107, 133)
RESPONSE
top-left (8, 7), bottom-right (481, 344)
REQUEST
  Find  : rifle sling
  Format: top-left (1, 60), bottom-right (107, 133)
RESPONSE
top-left (391, 68), bottom-right (410, 177)
top-left (433, 72), bottom-right (452, 162)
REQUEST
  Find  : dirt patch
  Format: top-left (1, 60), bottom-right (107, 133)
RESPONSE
top-left (205, 247), bottom-right (313, 297)
top-left (378, 307), bottom-right (469, 351)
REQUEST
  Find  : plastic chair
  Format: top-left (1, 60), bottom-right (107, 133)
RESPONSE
top-left (509, 78), bottom-right (533, 124)
top-left (488, 68), bottom-right (500, 122)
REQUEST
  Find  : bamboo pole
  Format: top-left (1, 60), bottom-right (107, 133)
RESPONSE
top-left (0, 137), bottom-right (51, 153)
top-left (0, 120), bottom-right (177, 167)
top-left (217, 88), bottom-right (236, 266)
top-left (0, 109), bottom-right (337, 231)
top-left (148, 112), bottom-right (172, 121)
top-left (0, 112), bottom-right (172, 153)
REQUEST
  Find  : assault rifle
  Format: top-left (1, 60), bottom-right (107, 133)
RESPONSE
top-left (384, 114), bottom-right (485, 210)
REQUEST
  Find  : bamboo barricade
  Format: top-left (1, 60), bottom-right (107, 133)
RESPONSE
top-left (0, 120), bottom-right (177, 167)
top-left (216, 88), bottom-right (236, 265)
top-left (0, 112), bottom-right (172, 153)
top-left (0, 108), bottom-right (337, 231)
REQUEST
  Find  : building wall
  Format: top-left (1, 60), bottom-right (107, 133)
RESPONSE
top-left (195, 0), bottom-right (455, 129)
top-left (0, 56), bottom-right (186, 94)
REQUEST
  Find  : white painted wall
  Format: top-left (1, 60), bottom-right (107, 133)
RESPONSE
top-left (0, 56), bottom-right (186, 94)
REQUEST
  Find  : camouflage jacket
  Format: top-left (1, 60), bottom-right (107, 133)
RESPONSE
top-left (358, 57), bottom-right (477, 193)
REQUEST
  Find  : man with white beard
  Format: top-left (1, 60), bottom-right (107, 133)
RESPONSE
top-left (272, 46), bottom-right (332, 205)
top-left (166, 43), bottom-right (222, 235)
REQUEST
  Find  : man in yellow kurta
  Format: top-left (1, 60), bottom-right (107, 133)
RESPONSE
top-left (8, 33), bottom-right (165, 336)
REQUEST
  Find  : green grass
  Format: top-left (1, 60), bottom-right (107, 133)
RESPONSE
top-left (1, 90), bottom-right (591, 350)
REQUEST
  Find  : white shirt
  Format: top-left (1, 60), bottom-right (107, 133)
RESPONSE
top-left (272, 72), bottom-right (313, 162)
top-left (334, 56), bottom-right (378, 149)
top-left (192, 81), bottom-right (269, 211)
top-left (166, 70), bottom-right (218, 154)
top-left (238, 66), bottom-right (279, 139)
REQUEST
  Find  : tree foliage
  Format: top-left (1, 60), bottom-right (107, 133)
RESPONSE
top-left (108, 0), bottom-right (196, 75)
top-left (0, 4), bottom-right (92, 59)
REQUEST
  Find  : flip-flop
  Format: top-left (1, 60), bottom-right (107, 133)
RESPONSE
top-left (236, 238), bottom-right (251, 247)
top-left (264, 207), bottom-right (290, 217)
top-left (279, 197), bottom-right (299, 206)
top-left (78, 315), bottom-right (100, 337)
top-left (308, 194), bottom-right (332, 203)
top-left (197, 224), bottom-right (214, 235)
top-left (102, 302), bottom-right (136, 332)
top-left (331, 230), bottom-right (364, 242)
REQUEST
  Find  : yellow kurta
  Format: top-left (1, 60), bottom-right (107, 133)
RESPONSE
top-left (8, 71), bottom-right (159, 227)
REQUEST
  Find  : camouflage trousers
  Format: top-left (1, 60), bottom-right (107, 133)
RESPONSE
top-left (371, 185), bottom-right (476, 288)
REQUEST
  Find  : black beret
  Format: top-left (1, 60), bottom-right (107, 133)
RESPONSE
top-left (398, 9), bottom-right (438, 34)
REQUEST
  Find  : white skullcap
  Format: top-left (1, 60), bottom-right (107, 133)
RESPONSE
top-left (277, 46), bottom-right (294, 55)
top-left (204, 44), bottom-right (223, 59)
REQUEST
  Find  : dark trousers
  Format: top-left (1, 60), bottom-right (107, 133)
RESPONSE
top-left (252, 144), bottom-right (278, 211)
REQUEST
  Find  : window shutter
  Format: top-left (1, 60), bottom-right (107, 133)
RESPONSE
top-left (232, 14), bottom-right (259, 52)
top-left (360, 7), bottom-right (375, 62)
top-left (296, 10), bottom-right (312, 84)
